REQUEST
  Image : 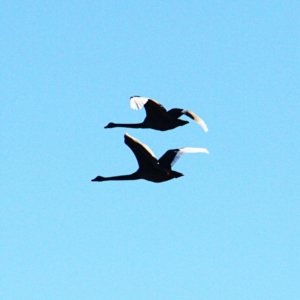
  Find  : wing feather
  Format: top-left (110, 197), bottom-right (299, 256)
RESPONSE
top-left (182, 110), bottom-right (208, 132)
top-left (159, 147), bottom-right (209, 168)
top-left (125, 133), bottom-right (156, 158)
top-left (130, 96), bottom-right (149, 110)
top-left (171, 147), bottom-right (209, 166)
top-left (124, 133), bottom-right (158, 170)
top-left (130, 96), bottom-right (169, 122)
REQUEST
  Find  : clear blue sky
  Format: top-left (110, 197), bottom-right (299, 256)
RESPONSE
top-left (1, 1), bottom-right (299, 299)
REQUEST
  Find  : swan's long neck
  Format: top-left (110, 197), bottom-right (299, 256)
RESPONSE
top-left (92, 172), bottom-right (140, 182)
top-left (110, 122), bottom-right (146, 129)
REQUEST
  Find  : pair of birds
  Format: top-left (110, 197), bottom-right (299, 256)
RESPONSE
top-left (92, 96), bottom-right (209, 183)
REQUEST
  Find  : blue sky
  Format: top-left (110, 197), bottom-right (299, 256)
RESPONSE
top-left (1, 1), bottom-right (299, 299)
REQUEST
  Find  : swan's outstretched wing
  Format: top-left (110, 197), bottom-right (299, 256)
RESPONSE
top-left (124, 133), bottom-right (158, 169)
top-left (158, 147), bottom-right (209, 168)
top-left (167, 108), bottom-right (208, 132)
top-left (183, 110), bottom-right (208, 132)
top-left (130, 96), bottom-right (169, 121)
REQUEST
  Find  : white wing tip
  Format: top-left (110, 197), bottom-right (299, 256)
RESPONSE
top-left (201, 148), bottom-right (209, 154)
top-left (202, 124), bottom-right (209, 132)
top-left (130, 96), bottom-right (149, 110)
top-left (182, 110), bottom-right (208, 132)
top-left (171, 147), bottom-right (209, 166)
top-left (196, 120), bottom-right (208, 132)
top-left (183, 147), bottom-right (209, 154)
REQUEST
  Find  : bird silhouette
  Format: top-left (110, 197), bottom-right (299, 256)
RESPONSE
top-left (104, 96), bottom-right (208, 132)
top-left (92, 133), bottom-right (209, 183)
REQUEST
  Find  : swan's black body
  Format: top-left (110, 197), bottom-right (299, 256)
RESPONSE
top-left (92, 133), bottom-right (185, 183)
top-left (105, 96), bottom-right (199, 131)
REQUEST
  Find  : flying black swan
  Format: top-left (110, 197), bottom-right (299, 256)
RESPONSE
top-left (92, 133), bottom-right (209, 183)
top-left (104, 96), bottom-right (208, 132)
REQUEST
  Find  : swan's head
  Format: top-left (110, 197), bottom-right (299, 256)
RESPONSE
top-left (104, 122), bottom-right (116, 129)
top-left (91, 176), bottom-right (106, 182)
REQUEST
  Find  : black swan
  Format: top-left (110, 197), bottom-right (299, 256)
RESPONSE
top-left (104, 96), bottom-right (208, 132)
top-left (92, 133), bottom-right (209, 183)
